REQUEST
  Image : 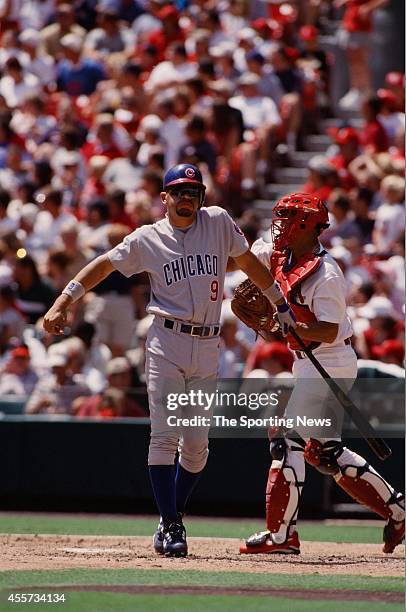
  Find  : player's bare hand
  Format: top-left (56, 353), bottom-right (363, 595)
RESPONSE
top-left (275, 302), bottom-right (296, 336)
top-left (43, 305), bottom-right (68, 335)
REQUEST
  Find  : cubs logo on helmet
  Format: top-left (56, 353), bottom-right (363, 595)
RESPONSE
top-left (163, 164), bottom-right (205, 190)
top-left (163, 164), bottom-right (206, 205)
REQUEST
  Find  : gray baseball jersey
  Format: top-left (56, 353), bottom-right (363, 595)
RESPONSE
top-left (107, 206), bottom-right (249, 325)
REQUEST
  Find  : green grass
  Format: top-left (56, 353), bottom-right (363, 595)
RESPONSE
top-left (0, 514), bottom-right (384, 543)
top-left (0, 592), bottom-right (403, 612)
top-left (0, 569), bottom-right (403, 593)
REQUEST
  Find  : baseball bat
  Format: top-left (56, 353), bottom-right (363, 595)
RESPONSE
top-left (289, 329), bottom-right (392, 461)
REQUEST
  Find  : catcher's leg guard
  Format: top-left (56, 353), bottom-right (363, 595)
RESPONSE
top-left (335, 447), bottom-right (405, 521)
top-left (240, 439), bottom-right (304, 554)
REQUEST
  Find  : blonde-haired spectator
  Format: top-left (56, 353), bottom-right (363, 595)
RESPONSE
top-left (373, 175), bottom-right (405, 254)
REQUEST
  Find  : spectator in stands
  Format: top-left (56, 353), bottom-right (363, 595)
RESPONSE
top-left (373, 340), bottom-right (404, 368)
top-left (348, 187), bottom-right (375, 245)
top-left (0, 345), bottom-right (39, 395)
top-left (74, 320), bottom-right (112, 381)
top-left (0, 285), bottom-right (25, 343)
top-left (106, 189), bottom-right (136, 230)
top-left (46, 250), bottom-right (73, 292)
top-left (25, 352), bottom-right (90, 415)
top-left (58, 222), bottom-right (91, 280)
top-left (0, 56), bottom-right (40, 109)
top-left (361, 96), bottom-right (389, 153)
top-left (41, 3), bottom-right (87, 59)
top-left (179, 115), bottom-right (218, 175)
top-left (229, 72), bottom-right (281, 184)
top-left (245, 49), bottom-right (283, 105)
top-left (13, 255), bottom-right (56, 324)
top-left (337, 0), bottom-right (389, 111)
top-left (356, 296), bottom-right (404, 360)
top-left (84, 4), bottom-right (135, 60)
top-left (385, 71), bottom-right (405, 112)
top-left (104, 138), bottom-right (143, 192)
top-left (302, 155), bottom-right (338, 202)
top-left (18, 28), bottom-right (55, 86)
top-left (373, 175), bottom-right (405, 254)
top-left (244, 341), bottom-right (294, 377)
top-left (57, 33), bottom-right (107, 96)
top-left (33, 188), bottom-right (76, 257)
top-left (146, 41), bottom-right (197, 94)
top-left (74, 356), bottom-right (147, 418)
top-left (84, 224), bottom-right (137, 356)
top-left (218, 299), bottom-right (249, 377)
top-left (377, 88), bottom-right (405, 147)
top-left (328, 127), bottom-right (360, 189)
top-left (0, 188), bottom-right (17, 237)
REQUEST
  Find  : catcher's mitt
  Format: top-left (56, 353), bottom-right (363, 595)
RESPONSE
top-left (231, 279), bottom-right (278, 338)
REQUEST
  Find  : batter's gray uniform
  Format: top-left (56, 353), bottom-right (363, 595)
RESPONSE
top-left (108, 206), bottom-right (249, 472)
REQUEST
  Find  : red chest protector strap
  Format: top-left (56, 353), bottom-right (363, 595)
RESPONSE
top-left (270, 249), bottom-right (327, 351)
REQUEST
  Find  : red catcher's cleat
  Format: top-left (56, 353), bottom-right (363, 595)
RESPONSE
top-left (239, 530), bottom-right (300, 554)
top-left (383, 518), bottom-right (405, 553)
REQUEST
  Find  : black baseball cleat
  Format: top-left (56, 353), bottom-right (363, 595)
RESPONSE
top-left (153, 518), bottom-right (165, 554)
top-left (163, 519), bottom-right (188, 557)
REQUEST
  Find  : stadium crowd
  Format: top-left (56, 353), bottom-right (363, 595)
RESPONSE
top-left (0, 0), bottom-right (404, 418)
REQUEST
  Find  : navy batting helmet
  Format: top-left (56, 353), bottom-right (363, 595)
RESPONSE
top-left (163, 163), bottom-right (206, 197)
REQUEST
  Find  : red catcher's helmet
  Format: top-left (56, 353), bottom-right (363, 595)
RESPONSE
top-left (271, 193), bottom-right (329, 250)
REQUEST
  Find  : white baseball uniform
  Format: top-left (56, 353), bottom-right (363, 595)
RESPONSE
top-left (252, 238), bottom-right (357, 438)
top-left (108, 206), bottom-right (249, 472)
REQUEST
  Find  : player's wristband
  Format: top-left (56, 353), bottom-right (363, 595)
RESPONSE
top-left (62, 280), bottom-right (85, 303)
top-left (262, 281), bottom-right (283, 304)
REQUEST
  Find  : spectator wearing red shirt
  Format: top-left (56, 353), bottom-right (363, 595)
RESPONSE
top-left (147, 5), bottom-right (185, 63)
top-left (81, 114), bottom-right (124, 161)
top-left (106, 189), bottom-right (136, 230)
top-left (302, 155), bottom-right (338, 202)
top-left (356, 296), bottom-right (404, 359)
top-left (337, 0), bottom-right (389, 111)
top-left (328, 127), bottom-right (359, 189)
top-left (361, 96), bottom-right (389, 153)
top-left (385, 71), bottom-right (405, 113)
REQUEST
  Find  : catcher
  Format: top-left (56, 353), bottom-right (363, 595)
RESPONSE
top-left (232, 193), bottom-right (405, 555)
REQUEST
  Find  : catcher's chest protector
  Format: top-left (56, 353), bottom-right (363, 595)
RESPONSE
top-left (270, 250), bottom-right (324, 350)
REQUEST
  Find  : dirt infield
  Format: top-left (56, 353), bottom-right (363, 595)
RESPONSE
top-left (1, 534), bottom-right (404, 577)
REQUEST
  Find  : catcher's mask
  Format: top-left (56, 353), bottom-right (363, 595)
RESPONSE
top-left (163, 163), bottom-right (206, 206)
top-left (271, 193), bottom-right (329, 250)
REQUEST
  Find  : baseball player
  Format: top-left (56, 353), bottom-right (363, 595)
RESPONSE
top-left (43, 163), bottom-right (296, 557)
top-left (239, 193), bottom-right (405, 555)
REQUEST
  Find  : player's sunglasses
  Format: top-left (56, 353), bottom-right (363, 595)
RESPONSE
top-left (168, 187), bottom-right (201, 199)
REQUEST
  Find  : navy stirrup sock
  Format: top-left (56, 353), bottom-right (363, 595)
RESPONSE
top-left (175, 463), bottom-right (203, 514)
top-left (149, 465), bottom-right (177, 523)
